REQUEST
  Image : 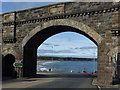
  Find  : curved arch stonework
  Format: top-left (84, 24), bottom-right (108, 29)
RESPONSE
top-left (2, 48), bottom-right (21, 60)
top-left (22, 19), bottom-right (102, 48)
top-left (3, 49), bottom-right (16, 58)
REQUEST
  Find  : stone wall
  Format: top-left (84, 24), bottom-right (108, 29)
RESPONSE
top-left (1, 2), bottom-right (120, 84)
top-left (2, 2), bottom-right (120, 46)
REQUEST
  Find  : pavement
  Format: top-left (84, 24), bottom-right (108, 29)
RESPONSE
top-left (92, 77), bottom-right (120, 89)
top-left (2, 72), bottom-right (98, 89)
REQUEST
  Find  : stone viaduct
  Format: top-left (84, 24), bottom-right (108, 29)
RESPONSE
top-left (1, 2), bottom-right (120, 85)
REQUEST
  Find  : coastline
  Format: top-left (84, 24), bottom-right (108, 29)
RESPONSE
top-left (37, 60), bottom-right (54, 63)
top-left (37, 60), bottom-right (97, 63)
top-left (37, 60), bottom-right (46, 63)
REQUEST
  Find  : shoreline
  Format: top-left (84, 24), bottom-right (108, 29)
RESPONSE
top-left (37, 60), bottom-right (63, 64)
top-left (37, 60), bottom-right (55, 63)
top-left (37, 60), bottom-right (97, 63)
top-left (37, 60), bottom-right (46, 63)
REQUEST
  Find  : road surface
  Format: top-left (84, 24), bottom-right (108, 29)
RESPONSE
top-left (3, 72), bottom-right (97, 89)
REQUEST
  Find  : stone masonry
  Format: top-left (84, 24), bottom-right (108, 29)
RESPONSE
top-left (1, 2), bottom-right (120, 85)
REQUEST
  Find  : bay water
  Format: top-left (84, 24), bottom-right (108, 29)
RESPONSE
top-left (37, 61), bottom-right (97, 73)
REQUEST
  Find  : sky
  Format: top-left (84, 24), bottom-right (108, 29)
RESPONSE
top-left (1, 2), bottom-right (99, 58)
top-left (37, 32), bottom-right (97, 58)
top-left (1, 2), bottom-right (59, 14)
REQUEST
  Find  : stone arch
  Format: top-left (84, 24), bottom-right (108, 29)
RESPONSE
top-left (22, 19), bottom-right (102, 48)
top-left (22, 19), bottom-right (102, 77)
top-left (2, 54), bottom-right (15, 77)
top-left (2, 48), bottom-right (22, 61)
top-left (3, 49), bottom-right (16, 58)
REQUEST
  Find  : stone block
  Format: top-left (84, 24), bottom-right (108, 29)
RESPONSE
top-left (3, 12), bottom-right (15, 22)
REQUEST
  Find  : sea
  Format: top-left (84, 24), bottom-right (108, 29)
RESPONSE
top-left (37, 61), bottom-right (98, 73)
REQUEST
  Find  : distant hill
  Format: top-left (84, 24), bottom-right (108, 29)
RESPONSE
top-left (37, 56), bottom-right (97, 61)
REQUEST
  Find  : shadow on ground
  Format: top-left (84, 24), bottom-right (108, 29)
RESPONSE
top-left (112, 79), bottom-right (120, 85)
top-left (30, 72), bottom-right (97, 79)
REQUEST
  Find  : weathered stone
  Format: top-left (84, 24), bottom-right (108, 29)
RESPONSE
top-left (1, 2), bottom-right (120, 85)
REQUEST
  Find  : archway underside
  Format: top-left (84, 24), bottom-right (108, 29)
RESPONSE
top-left (2, 54), bottom-right (15, 77)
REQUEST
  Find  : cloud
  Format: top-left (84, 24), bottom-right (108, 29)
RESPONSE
top-left (37, 48), bottom-right (97, 58)
top-left (79, 46), bottom-right (97, 50)
top-left (43, 43), bottom-right (60, 47)
top-left (43, 43), bottom-right (51, 46)
top-left (70, 46), bottom-right (97, 50)
top-left (38, 49), bottom-right (76, 54)
top-left (54, 44), bottom-right (60, 46)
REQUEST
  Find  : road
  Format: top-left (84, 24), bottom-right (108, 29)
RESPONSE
top-left (2, 72), bottom-right (97, 89)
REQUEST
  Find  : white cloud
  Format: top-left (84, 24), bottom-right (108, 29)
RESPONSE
top-left (0, 2), bottom-right (2, 14)
top-left (37, 32), bottom-right (98, 58)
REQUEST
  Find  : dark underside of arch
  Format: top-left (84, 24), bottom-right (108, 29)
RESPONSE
top-left (23, 25), bottom-right (98, 77)
top-left (2, 54), bottom-right (15, 77)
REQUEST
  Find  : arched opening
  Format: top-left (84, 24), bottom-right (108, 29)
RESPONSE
top-left (23, 25), bottom-right (99, 77)
top-left (37, 32), bottom-right (98, 73)
top-left (2, 54), bottom-right (15, 77)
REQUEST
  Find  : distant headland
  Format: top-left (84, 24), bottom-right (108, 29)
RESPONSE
top-left (37, 56), bottom-right (97, 61)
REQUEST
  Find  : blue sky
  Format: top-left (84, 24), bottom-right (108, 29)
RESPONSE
top-left (38, 32), bottom-right (97, 58)
top-left (2, 2), bottom-right (98, 58)
top-left (1, 2), bottom-right (58, 14)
